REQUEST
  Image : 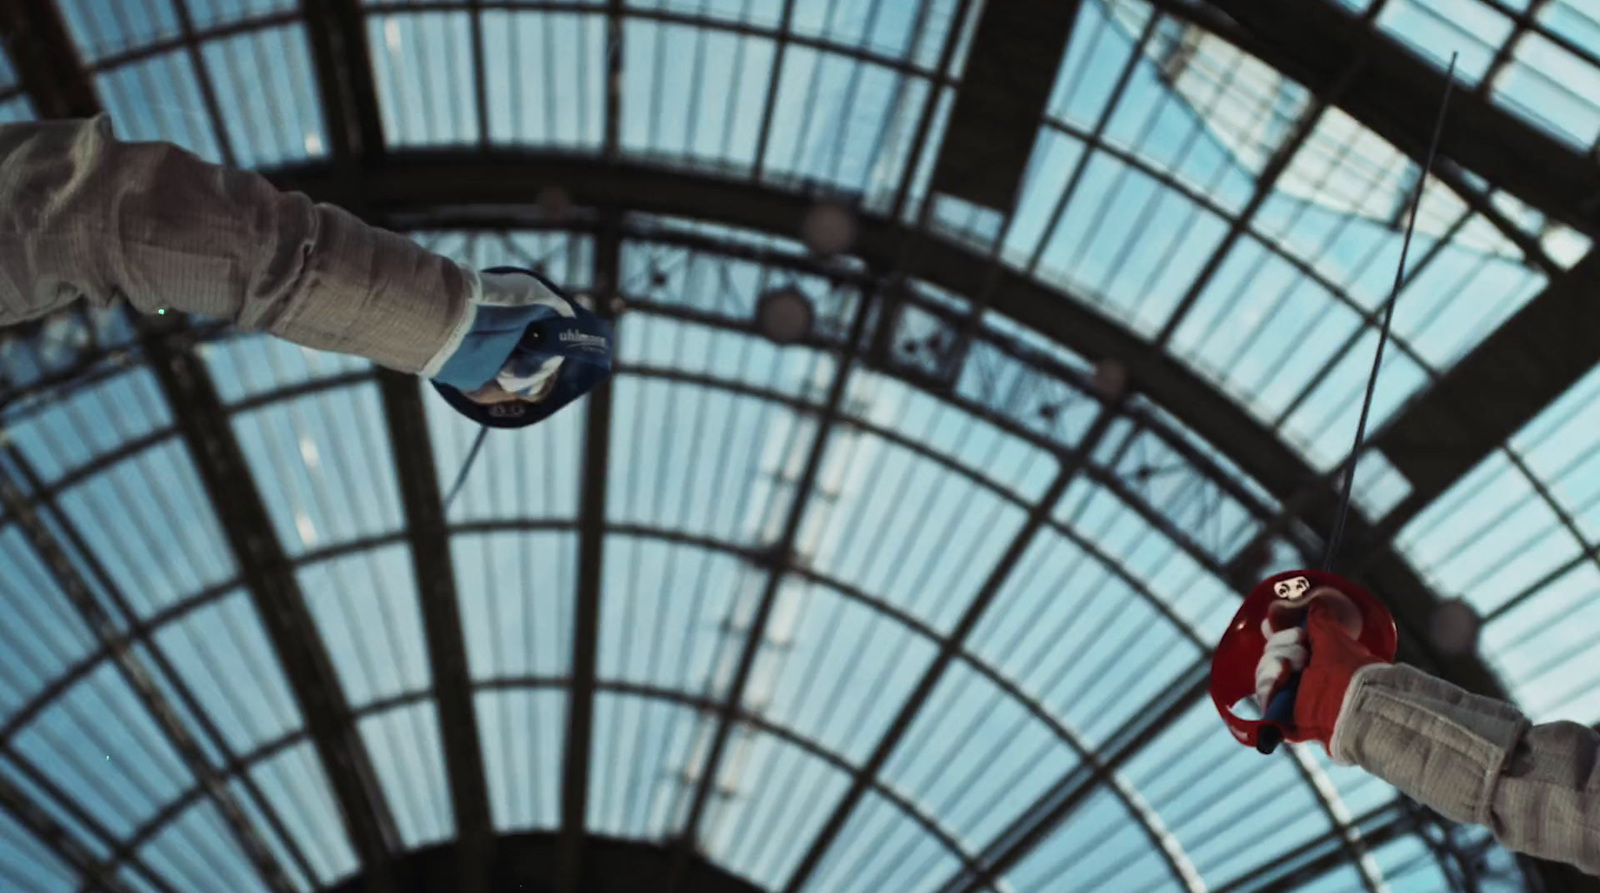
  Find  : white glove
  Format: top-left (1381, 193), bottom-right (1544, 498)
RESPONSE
top-left (1255, 618), bottom-right (1308, 712)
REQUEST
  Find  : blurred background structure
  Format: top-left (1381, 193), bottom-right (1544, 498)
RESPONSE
top-left (1, 0), bottom-right (1599, 891)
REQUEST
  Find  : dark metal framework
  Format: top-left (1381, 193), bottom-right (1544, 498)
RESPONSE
top-left (1, 0), bottom-right (1598, 891)
top-left (376, 369), bottom-right (495, 893)
top-left (556, 220), bottom-right (623, 893)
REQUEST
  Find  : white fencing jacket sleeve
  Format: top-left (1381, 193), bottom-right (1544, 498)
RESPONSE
top-left (1334, 663), bottom-right (1600, 875)
top-left (0, 115), bottom-right (469, 372)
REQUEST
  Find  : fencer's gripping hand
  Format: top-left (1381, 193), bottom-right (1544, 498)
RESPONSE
top-left (1254, 601), bottom-right (1386, 751)
top-left (421, 270), bottom-right (575, 399)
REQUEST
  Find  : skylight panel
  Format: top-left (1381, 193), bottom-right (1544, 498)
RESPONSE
top-left (484, 10), bottom-right (605, 149)
top-left (597, 534), bottom-right (754, 693)
top-left (804, 790), bottom-right (966, 893)
top-left (425, 385), bottom-right (584, 523)
top-left (1399, 451), bottom-right (1584, 616)
top-left (56, 0), bottom-right (182, 63)
top-left (202, 25), bottom-right (327, 168)
top-left (369, 11), bottom-right (480, 146)
top-left (10, 663), bottom-right (193, 838)
top-left (96, 52), bottom-right (226, 163)
top-left (1482, 560), bottom-right (1600, 723)
top-left (1540, 0), bottom-right (1600, 57)
top-left (2, 367), bottom-right (171, 489)
top-left (1493, 29), bottom-right (1600, 149)
top-left (605, 374), bottom-right (808, 541)
top-left (1376, 0), bottom-right (1513, 88)
top-left (1001, 787), bottom-right (1172, 893)
top-left (149, 590), bottom-right (303, 754)
top-left (455, 531), bottom-right (575, 681)
top-left (299, 545), bottom-right (429, 708)
top-left (186, 0), bottom-right (297, 31)
top-left (0, 808), bottom-right (79, 893)
top-left (630, 0), bottom-right (782, 29)
top-left (585, 692), bottom-right (697, 839)
top-left (704, 727), bottom-right (853, 889)
top-left (477, 687), bottom-right (564, 831)
top-left (619, 20), bottom-right (775, 169)
top-left (53, 440), bottom-right (237, 620)
top-left (139, 803), bottom-right (273, 893)
top-left (1280, 324), bottom-right (1429, 471)
top-left (203, 337), bottom-right (371, 409)
top-left (357, 701), bottom-right (454, 848)
top-left (750, 577), bottom-right (940, 764)
top-left (881, 660), bottom-right (1082, 846)
top-left (760, 47), bottom-right (933, 200)
top-left (797, 425), bottom-right (1029, 634)
top-left (245, 744), bottom-right (360, 886)
top-left (1511, 360), bottom-right (1600, 542)
top-left (231, 384), bottom-right (404, 555)
top-left (0, 528), bottom-right (99, 726)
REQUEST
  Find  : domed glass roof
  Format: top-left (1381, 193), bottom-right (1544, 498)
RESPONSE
top-left (2, 2), bottom-right (1599, 893)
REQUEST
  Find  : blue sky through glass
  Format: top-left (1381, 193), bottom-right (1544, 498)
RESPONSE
top-left (3, 1), bottom-right (1599, 891)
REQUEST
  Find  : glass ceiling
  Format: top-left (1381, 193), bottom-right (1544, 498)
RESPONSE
top-left (2, 2), bottom-right (1598, 893)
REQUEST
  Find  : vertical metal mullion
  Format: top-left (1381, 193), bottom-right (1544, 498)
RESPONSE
top-left (555, 218), bottom-right (623, 893)
top-left (472, 0), bottom-right (488, 146)
top-left (169, 0), bottom-right (238, 166)
top-left (751, 0), bottom-right (799, 179)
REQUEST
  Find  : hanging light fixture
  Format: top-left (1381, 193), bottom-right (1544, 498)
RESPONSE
top-left (755, 285), bottom-right (815, 345)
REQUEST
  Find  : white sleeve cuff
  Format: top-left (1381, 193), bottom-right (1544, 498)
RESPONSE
top-left (420, 265), bottom-right (483, 378)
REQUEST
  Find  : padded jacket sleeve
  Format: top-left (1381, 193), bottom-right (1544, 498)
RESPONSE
top-left (1333, 663), bottom-right (1600, 875)
top-left (0, 115), bottom-right (468, 372)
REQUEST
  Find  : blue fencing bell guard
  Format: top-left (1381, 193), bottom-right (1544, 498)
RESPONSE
top-left (431, 267), bottom-right (614, 429)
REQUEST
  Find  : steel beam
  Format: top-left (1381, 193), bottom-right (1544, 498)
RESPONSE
top-left (556, 220), bottom-right (621, 893)
top-left (1194, 0), bottom-right (1600, 237)
top-left (662, 285), bottom-right (878, 893)
top-left (0, 0), bottom-right (99, 118)
top-left (1, 743), bottom-right (182, 893)
top-left (1212, 800), bottom-right (1413, 893)
top-left (0, 762), bottom-right (135, 893)
top-left (1373, 248), bottom-right (1600, 529)
top-left (929, 661), bottom-right (1209, 893)
top-left (0, 452), bottom-right (304, 893)
top-left (134, 316), bottom-right (400, 892)
top-left (300, 0), bottom-right (384, 167)
top-left (782, 404), bottom-right (1122, 893)
top-left (375, 370), bottom-right (493, 893)
top-left (929, 0), bottom-right (1082, 211)
top-left (277, 152), bottom-right (1511, 697)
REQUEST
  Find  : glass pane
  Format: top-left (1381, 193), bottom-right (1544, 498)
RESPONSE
top-left (57, 0), bottom-right (182, 63)
top-left (300, 544), bottom-right (430, 708)
top-left (476, 687), bottom-right (565, 831)
top-left (232, 383), bottom-right (404, 557)
top-left (202, 25), bottom-right (327, 168)
top-left (243, 743), bottom-right (360, 886)
top-left (456, 531), bottom-right (575, 682)
top-left (369, 12), bottom-right (481, 147)
top-left (97, 52), bottom-right (225, 163)
top-left (10, 663), bottom-right (194, 838)
top-left (485, 11), bottom-right (606, 150)
top-left (137, 802), bottom-right (271, 893)
top-left (357, 700), bottom-right (454, 848)
top-left (703, 722), bottom-right (853, 890)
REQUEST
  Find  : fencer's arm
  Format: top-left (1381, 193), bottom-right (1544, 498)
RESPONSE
top-left (1332, 663), bottom-right (1600, 873)
top-left (0, 115), bottom-right (469, 372)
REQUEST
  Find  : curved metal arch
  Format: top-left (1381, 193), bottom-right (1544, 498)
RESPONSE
top-left (1, 315), bottom-right (1375, 893)
top-left (88, 673), bottom-right (994, 892)
top-left (292, 154), bottom-right (1510, 695)
top-left (25, 509), bottom-right (1206, 893)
